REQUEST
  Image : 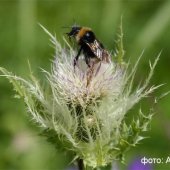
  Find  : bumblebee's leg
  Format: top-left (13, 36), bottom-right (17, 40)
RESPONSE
top-left (85, 55), bottom-right (91, 68)
top-left (74, 47), bottom-right (82, 67)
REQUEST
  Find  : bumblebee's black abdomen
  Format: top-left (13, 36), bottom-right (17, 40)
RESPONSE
top-left (81, 42), bottom-right (96, 58)
top-left (79, 31), bottom-right (97, 58)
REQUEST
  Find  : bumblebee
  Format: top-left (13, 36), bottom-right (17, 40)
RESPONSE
top-left (67, 26), bottom-right (110, 67)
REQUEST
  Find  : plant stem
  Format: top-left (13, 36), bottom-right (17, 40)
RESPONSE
top-left (77, 158), bottom-right (84, 170)
top-left (77, 159), bottom-right (113, 170)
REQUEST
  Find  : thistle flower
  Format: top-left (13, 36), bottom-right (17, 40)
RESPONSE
top-left (0, 24), bottom-right (161, 170)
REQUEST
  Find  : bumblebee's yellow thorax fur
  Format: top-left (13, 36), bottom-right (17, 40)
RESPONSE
top-left (76, 27), bottom-right (91, 42)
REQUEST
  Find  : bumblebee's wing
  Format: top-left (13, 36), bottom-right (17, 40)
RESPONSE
top-left (86, 39), bottom-right (110, 63)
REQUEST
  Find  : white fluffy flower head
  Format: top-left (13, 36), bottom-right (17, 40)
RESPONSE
top-left (42, 25), bottom-right (160, 167)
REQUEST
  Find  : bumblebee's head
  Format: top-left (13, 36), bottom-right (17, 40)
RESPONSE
top-left (67, 26), bottom-right (94, 43)
top-left (67, 26), bottom-right (81, 38)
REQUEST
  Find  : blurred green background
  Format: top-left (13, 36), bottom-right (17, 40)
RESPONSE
top-left (0, 0), bottom-right (170, 170)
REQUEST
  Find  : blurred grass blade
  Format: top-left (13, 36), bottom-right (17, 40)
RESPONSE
top-left (135, 0), bottom-right (170, 48)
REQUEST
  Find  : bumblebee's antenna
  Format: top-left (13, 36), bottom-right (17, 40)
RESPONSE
top-left (72, 18), bottom-right (80, 28)
top-left (73, 18), bottom-right (76, 25)
top-left (61, 25), bottom-right (72, 37)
